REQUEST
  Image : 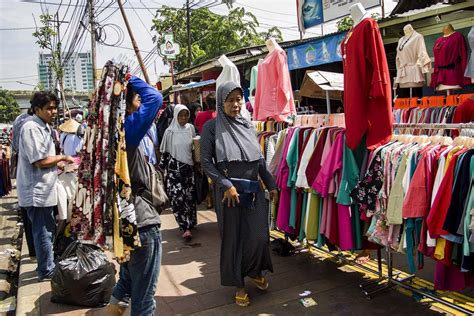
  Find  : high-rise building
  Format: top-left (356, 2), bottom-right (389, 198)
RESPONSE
top-left (38, 52), bottom-right (94, 91)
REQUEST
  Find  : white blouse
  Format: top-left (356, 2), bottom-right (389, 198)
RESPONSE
top-left (395, 31), bottom-right (432, 85)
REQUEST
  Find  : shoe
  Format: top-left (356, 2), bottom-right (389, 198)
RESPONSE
top-left (182, 230), bottom-right (192, 241)
top-left (107, 304), bottom-right (127, 316)
top-left (252, 276), bottom-right (269, 290)
top-left (235, 292), bottom-right (250, 307)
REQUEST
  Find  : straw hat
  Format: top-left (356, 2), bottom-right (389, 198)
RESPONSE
top-left (59, 119), bottom-right (80, 134)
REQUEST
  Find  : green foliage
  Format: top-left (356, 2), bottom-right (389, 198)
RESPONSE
top-left (0, 89), bottom-right (21, 123)
top-left (152, 6), bottom-right (283, 70)
top-left (336, 13), bottom-right (381, 32)
top-left (32, 14), bottom-right (64, 85)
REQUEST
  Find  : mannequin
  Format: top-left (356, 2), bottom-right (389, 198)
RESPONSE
top-left (403, 24), bottom-right (414, 37)
top-left (395, 24), bottom-right (431, 89)
top-left (265, 38), bottom-right (279, 53)
top-left (341, 2), bottom-right (392, 150)
top-left (433, 24), bottom-right (466, 91)
top-left (349, 3), bottom-right (369, 26)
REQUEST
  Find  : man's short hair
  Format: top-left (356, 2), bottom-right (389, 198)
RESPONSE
top-left (30, 92), bottom-right (59, 112)
top-left (205, 93), bottom-right (216, 111)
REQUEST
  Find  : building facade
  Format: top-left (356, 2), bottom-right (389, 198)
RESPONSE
top-left (38, 52), bottom-right (94, 91)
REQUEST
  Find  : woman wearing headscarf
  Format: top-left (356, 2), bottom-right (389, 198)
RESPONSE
top-left (200, 81), bottom-right (278, 307)
top-left (159, 104), bottom-right (197, 240)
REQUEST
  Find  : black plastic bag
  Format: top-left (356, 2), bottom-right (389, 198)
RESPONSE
top-left (195, 170), bottom-right (209, 204)
top-left (271, 238), bottom-right (295, 257)
top-left (51, 241), bottom-right (116, 307)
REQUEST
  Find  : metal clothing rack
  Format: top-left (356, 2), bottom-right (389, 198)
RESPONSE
top-left (393, 123), bottom-right (474, 129)
top-left (360, 122), bottom-right (474, 314)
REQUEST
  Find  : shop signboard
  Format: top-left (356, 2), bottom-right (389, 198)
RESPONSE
top-left (287, 32), bottom-right (346, 71)
top-left (159, 33), bottom-right (181, 60)
top-left (297, 0), bottom-right (381, 32)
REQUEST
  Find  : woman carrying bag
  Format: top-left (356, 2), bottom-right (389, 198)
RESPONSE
top-left (200, 81), bottom-right (278, 307)
top-left (159, 104), bottom-right (197, 240)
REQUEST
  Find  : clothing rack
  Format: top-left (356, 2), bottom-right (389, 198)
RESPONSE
top-left (393, 123), bottom-right (474, 129)
top-left (362, 123), bottom-right (474, 314)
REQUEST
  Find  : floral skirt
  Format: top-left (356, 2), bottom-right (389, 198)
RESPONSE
top-left (166, 156), bottom-right (197, 231)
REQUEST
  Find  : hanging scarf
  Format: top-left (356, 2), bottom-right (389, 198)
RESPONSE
top-left (215, 81), bottom-right (262, 163)
top-left (160, 104), bottom-right (195, 166)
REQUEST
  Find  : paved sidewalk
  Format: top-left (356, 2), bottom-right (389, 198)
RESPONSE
top-left (13, 205), bottom-right (452, 315)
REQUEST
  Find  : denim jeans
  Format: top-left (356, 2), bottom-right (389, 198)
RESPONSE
top-left (111, 225), bottom-right (162, 315)
top-left (26, 206), bottom-right (56, 279)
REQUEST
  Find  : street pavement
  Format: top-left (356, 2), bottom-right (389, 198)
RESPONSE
top-left (9, 202), bottom-right (454, 315)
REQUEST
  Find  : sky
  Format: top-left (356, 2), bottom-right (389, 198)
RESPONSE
top-left (0, 0), bottom-right (397, 90)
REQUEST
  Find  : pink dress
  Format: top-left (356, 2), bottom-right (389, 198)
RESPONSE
top-left (275, 128), bottom-right (297, 235)
top-left (253, 47), bottom-right (296, 122)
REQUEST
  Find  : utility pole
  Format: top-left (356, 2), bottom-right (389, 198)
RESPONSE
top-left (186, 0), bottom-right (192, 67)
top-left (89, 0), bottom-right (97, 90)
top-left (54, 12), bottom-right (68, 114)
top-left (117, 0), bottom-right (150, 84)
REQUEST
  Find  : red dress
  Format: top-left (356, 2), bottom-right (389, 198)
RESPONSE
top-left (341, 18), bottom-right (393, 150)
top-left (430, 32), bottom-right (470, 88)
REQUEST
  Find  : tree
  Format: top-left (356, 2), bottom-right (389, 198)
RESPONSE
top-left (0, 89), bottom-right (21, 123)
top-left (336, 13), bottom-right (381, 32)
top-left (33, 14), bottom-right (66, 106)
top-left (152, 6), bottom-right (283, 70)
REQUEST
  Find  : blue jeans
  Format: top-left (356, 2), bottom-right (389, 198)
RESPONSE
top-left (111, 225), bottom-right (162, 315)
top-left (26, 206), bottom-right (56, 279)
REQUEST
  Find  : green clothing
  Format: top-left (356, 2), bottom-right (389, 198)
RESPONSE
top-left (305, 190), bottom-right (320, 241)
top-left (286, 129), bottom-right (299, 228)
top-left (386, 153), bottom-right (409, 225)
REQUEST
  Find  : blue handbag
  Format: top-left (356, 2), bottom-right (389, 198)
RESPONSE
top-left (229, 177), bottom-right (261, 209)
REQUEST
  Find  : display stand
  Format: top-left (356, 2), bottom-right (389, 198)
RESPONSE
top-left (358, 122), bottom-right (474, 314)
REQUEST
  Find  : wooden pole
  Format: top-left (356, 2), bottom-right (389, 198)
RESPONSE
top-left (117, 0), bottom-right (150, 84)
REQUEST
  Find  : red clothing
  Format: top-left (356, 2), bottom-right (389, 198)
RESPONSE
top-left (430, 32), bottom-right (470, 88)
top-left (194, 110), bottom-right (216, 133)
top-left (253, 47), bottom-right (296, 122)
top-left (427, 149), bottom-right (467, 237)
top-left (452, 98), bottom-right (474, 137)
top-left (341, 18), bottom-right (393, 150)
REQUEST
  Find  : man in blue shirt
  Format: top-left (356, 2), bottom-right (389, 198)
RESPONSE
top-left (109, 75), bottom-right (163, 315)
top-left (17, 92), bottom-right (74, 280)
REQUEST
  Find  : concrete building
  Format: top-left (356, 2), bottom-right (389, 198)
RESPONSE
top-left (38, 52), bottom-right (94, 91)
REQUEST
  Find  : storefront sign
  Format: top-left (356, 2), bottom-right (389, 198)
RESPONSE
top-left (159, 33), bottom-right (181, 60)
top-left (322, 0), bottom-right (380, 22)
top-left (297, 0), bottom-right (381, 32)
top-left (287, 32), bottom-right (346, 70)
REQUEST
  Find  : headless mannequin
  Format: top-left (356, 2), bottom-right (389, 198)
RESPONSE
top-left (399, 24), bottom-right (424, 88)
top-left (437, 24), bottom-right (462, 91)
top-left (265, 38), bottom-right (279, 53)
top-left (349, 3), bottom-right (369, 27)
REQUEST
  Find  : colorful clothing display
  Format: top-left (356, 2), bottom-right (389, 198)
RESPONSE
top-left (253, 45), bottom-right (296, 122)
top-left (70, 61), bottom-right (140, 261)
top-left (341, 18), bottom-right (393, 150)
top-left (430, 31), bottom-right (470, 88)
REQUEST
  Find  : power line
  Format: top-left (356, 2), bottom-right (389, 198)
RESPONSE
top-left (0, 75), bottom-right (39, 80)
top-left (234, 1), bottom-right (297, 17)
top-left (0, 27), bottom-right (37, 30)
top-left (128, 2), bottom-right (153, 38)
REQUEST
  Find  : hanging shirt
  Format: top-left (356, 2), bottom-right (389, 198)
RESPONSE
top-left (395, 31), bottom-right (431, 86)
top-left (60, 133), bottom-right (83, 156)
top-left (430, 31), bottom-right (470, 88)
top-left (253, 46), bottom-right (296, 122)
top-left (341, 18), bottom-right (393, 150)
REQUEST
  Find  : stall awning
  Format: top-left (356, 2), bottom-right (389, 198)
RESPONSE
top-left (299, 70), bottom-right (344, 101)
top-left (172, 79), bottom-right (216, 92)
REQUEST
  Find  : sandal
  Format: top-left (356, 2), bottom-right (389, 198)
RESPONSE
top-left (235, 292), bottom-right (250, 307)
top-left (182, 230), bottom-right (192, 241)
top-left (252, 276), bottom-right (269, 290)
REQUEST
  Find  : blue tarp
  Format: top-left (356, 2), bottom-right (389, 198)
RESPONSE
top-left (287, 32), bottom-right (347, 71)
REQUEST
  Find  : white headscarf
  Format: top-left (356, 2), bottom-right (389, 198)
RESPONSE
top-left (160, 104), bottom-right (195, 166)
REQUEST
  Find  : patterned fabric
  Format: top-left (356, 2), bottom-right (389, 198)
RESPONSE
top-left (350, 151), bottom-right (384, 215)
top-left (70, 61), bottom-right (139, 261)
top-left (160, 153), bottom-right (197, 231)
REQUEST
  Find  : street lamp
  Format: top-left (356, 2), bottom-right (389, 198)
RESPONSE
top-left (185, 0), bottom-right (235, 67)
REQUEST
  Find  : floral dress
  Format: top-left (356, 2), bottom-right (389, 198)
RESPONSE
top-left (159, 152), bottom-right (197, 231)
